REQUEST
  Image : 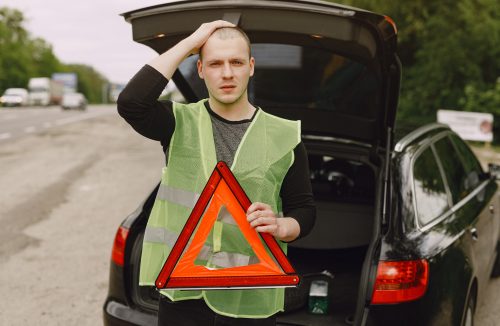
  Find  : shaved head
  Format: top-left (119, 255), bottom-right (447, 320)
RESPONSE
top-left (199, 27), bottom-right (251, 61)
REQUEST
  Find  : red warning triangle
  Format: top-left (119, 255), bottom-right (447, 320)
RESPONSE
top-left (155, 161), bottom-right (300, 290)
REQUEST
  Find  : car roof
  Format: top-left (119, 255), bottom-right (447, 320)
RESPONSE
top-left (394, 123), bottom-right (451, 152)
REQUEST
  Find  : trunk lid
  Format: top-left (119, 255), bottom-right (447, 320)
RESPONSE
top-left (122, 0), bottom-right (400, 148)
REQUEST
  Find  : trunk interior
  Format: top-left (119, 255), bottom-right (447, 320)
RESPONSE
top-left (277, 147), bottom-right (376, 325)
top-left (129, 145), bottom-right (378, 326)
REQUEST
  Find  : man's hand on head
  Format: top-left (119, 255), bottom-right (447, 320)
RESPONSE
top-left (246, 202), bottom-right (300, 242)
top-left (147, 20), bottom-right (235, 80)
top-left (186, 20), bottom-right (236, 55)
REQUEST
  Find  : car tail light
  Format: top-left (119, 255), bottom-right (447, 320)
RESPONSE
top-left (111, 226), bottom-right (129, 267)
top-left (384, 15), bottom-right (398, 34)
top-left (371, 259), bottom-right (428, 304)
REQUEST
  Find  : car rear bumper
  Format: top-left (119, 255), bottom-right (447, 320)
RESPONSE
top-left (103, 299), bottom-right (157, 326)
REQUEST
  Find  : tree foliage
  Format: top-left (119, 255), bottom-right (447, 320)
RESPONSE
top-left (0, 7), bottom-right (108, 103)
top-left (333, 0), bottom-right (500, 140)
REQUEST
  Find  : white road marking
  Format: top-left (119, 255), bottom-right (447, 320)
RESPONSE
top-left (24, 126), bottom-right (36, 133)
top-left (0, 132), bottom-right (12, 140)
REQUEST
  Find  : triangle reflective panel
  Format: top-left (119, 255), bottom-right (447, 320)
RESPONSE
top-left (155, 161), bottom-right (300, 290)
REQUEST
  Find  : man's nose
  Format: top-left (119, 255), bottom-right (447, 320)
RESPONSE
top-left (222, 62), bottom-right (233, 78)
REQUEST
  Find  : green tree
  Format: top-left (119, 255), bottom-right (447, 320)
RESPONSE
top-left (29, 37), bottom-right (64, 77)
top-left (1, 6), bottom-right (109, 103)
top-left (332, 0), bottom-right (500, 140)
top-left (0, 7), bottom-right (33, 91)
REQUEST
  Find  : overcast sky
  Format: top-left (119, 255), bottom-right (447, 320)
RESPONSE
top-left (2, 0), bottom-right (172, 84)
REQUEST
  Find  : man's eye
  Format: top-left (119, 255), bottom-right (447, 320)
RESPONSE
top-left (232, 61), bottom-right (243, 65)
top-left (209, 62), bottom-right (221, 67)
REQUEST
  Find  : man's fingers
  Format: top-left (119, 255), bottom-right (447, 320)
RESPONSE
top-left (249, 216), bottom-right (276, 228)
top-left (247, 202), bottom-right (272, 214)
top-left (246, 209), bottom-right (274, 223)
top-left (189, 20), bottom-right (237, 53)
top-left (211, 20), bottom-right (236, 28)
top-left (255, 224), bottom-right (278, 234)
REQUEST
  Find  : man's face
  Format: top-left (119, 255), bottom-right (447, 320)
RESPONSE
top-left (197, 34), bottom-right (254, 106)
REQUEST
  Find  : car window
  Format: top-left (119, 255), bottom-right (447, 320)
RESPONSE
top-left (178, 43), bottom-right (380, 120)
top-left (6, 89), bottom-right (24, 95)
top-left (449, 133), bottom-right (484, 178)
top-left (413, 147), bottom-right (450, 226)
top-left (433, 136), bottom-right (475, 204)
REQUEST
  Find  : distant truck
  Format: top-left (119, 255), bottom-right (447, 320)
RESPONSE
top-left (28, 77), bottom-right (64, 106)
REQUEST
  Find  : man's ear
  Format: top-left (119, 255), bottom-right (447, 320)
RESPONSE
top-left (197, 59), bottom-right (204, 79)
top-left (249, 57), bottom-right (255, 77)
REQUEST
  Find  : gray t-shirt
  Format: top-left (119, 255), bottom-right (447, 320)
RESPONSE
top-left (207, 104), bottom-right (257, 167)
top-left (165, 104), bottom-right (257, 167)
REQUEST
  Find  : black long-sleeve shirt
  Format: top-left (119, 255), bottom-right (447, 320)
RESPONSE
top-left (117, 65), bottom-right (315, 239)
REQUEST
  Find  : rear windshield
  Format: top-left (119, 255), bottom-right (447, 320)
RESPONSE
top-left (178, 43), bottom-right (380, 120)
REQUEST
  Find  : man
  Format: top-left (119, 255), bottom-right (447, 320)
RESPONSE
top-left (118, 20), bottom-right (315, 326)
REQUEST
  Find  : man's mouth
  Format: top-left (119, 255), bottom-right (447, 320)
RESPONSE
top-left (220, 85), bottom-right (236, 91)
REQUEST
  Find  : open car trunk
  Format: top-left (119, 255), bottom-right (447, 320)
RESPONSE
top-left (279, 143), bottom-right (378, 325)
top-left (128, 142), bottom-right (380, 326)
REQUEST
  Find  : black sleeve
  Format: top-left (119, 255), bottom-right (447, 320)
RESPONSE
top-left (117, 64), bottom-right (175, 151)
top-left (280, 142), bottom-right (316, 240)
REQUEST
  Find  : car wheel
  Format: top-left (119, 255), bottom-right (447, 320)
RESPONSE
top-left (462, 293), bottom-right (475, 326)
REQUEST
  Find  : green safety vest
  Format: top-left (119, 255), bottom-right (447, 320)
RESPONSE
top-left (139, 99), bottom-right (300, 318)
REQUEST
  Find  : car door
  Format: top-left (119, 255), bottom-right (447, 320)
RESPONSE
top-left (449, 134), bottom-right (499, 277)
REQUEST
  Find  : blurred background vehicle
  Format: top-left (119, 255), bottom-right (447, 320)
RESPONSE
top-left (28, 77), bottom-right (63, 106)
top-left (0, 88), bottom-right (29, 107)
top-left (61, 92), bottom-right (87, 110)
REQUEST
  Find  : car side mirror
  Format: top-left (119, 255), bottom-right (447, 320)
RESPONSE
top-left (488, 163), bottom-right (500, 180)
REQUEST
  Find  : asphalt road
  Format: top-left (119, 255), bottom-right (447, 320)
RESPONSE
top-left (0, 105), bottom-right (115, 142)
top-left (0, 106), bottom-right (499, 325)
top-left (0, 105), bottom-right (165, 325)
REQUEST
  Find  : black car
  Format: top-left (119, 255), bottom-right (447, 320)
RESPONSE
top-left (103, 0), bottom-right (500, 325)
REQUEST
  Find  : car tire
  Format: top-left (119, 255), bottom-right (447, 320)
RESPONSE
top-left (462, 292), bottom-right (475, 326)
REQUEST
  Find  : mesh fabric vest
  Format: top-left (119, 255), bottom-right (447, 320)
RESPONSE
top-left (139, 99), bottom-right (300, 318)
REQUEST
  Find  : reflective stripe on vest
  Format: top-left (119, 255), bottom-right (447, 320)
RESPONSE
top-left (144, 226), bottom-right (255, 268)
top-left (156, 184), bottom-right (200, 208)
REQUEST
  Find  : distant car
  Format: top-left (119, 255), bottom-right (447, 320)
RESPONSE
top-left (61, 93), bottom-right (87, 110)
top-left (0, 88), bottom-right (29, 107)
top-left (104, 1), bottom-right (500, 325)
